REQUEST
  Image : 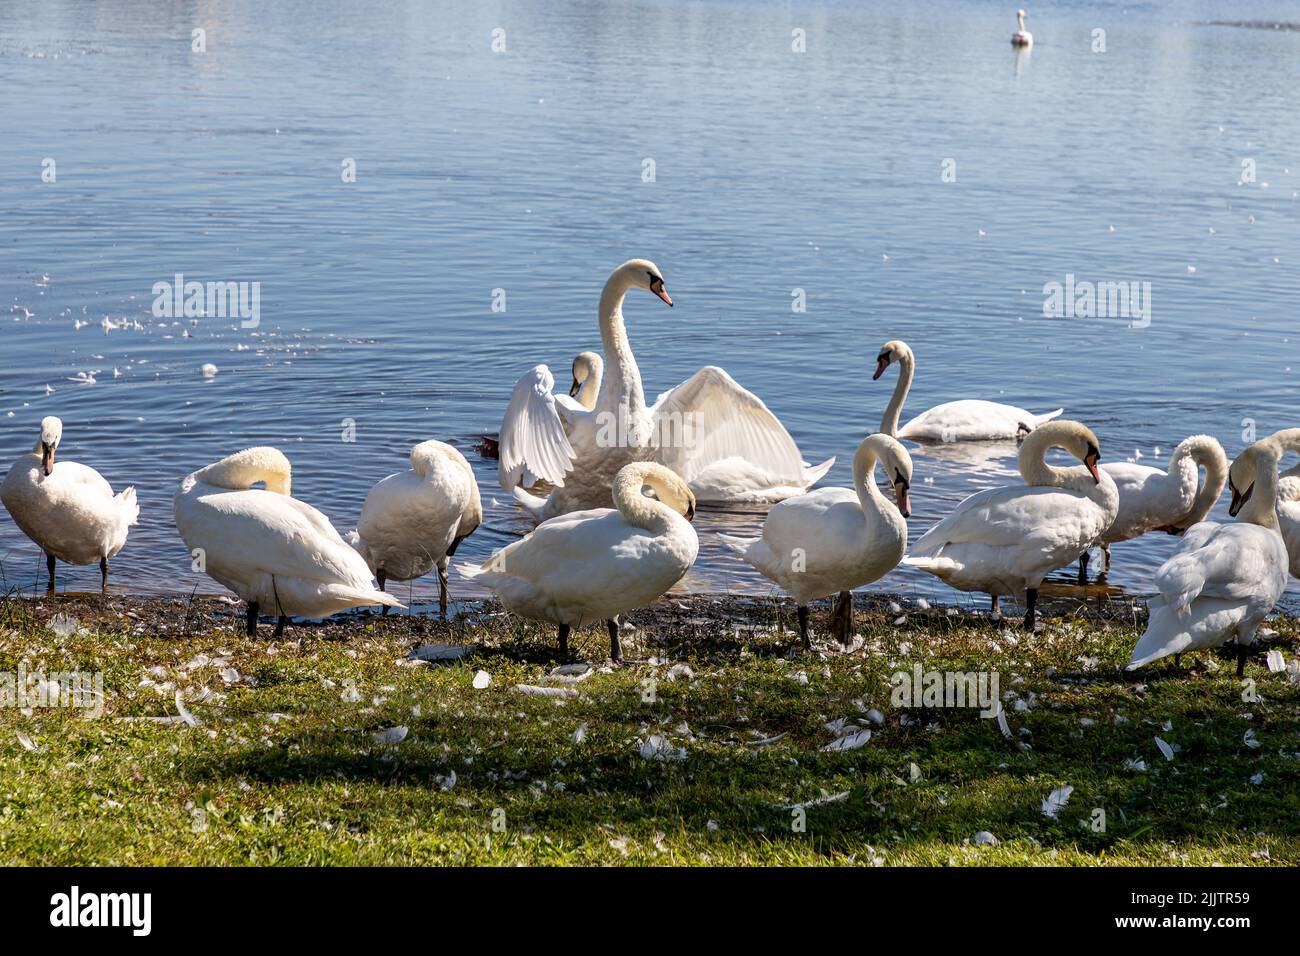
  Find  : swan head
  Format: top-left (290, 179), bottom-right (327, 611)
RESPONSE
top-left (569, 351), bottom-right (603, 398)
top-left (626, 462), bottom-right (695, 521)
top-left (1029, 420), bottom-right (1102, 483)
top-left (35, 416), bottom-right (62, 475)
top-left (1228, 442), bottom-right (1278, 517)
top-left (618, 258), bottom-right (672, 307)
top-left (873, 339), bottom-right (912, 380)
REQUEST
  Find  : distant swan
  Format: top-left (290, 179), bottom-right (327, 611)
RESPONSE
top-left (498, 259), bottom-right (833, 520)
top-left (1260, 428), bottom-right (1300, 578)
top-left (1011, 9), bottom-right (1033, 47)
top-left (904, 421), bottom-right (1118, 627)
top-left (461, 462), bottom-right (697, 661)
top-left (1127, 440), bottom-right (1288, 674)
top-left (175, 446), bottom-right (399, 635)
top-left (720, 434), bottom-right (912, 649)
top-left (1079, 435), bottom-right (1227, 580)
top-left (1, 416), bottom-right (138, 591)
top-left (570, 351), bottom-right (603, 411)
top-left (874, 339), bottom-right (1062, 442)
top-left (347, 440), bottom-right (482, 617)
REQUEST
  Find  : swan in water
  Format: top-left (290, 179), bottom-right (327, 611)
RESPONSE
top-left (904, 421), bottom-right (1118, 627)
top-left (174, 446), bottom-right (400, 635)
top-left (1258, 428), bottom-right (1300, 578)
top-left (1078, 435), bottom-right (1227, 580)
top-left (720, 434), bottom-right (912, 650)
top-left (461, 462), bottom-right (697, 661)
top-left (874, 340), bottom-right (1062, 442)
top-left (1, 416), bottom-right (138, 591)
top-left (347, 440), bottom-right (482, 617)
top-left (569, 351), bottom-right (603, 411)
top-left (498, 259), bottom-right (833, 520)
top-left (1011, 9), bottom-right (1033, 47)
top-left (1127, 440), bottom-right (1288, 674)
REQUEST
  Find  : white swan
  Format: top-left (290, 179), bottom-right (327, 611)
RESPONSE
top-left (1079, 435), bottom-right (1227, 579)
top-left (874, 340), bottom-right (1062, 442)
top-left (0, 416), bottom-right (138, 591)
top-left (174, 446), bottom-right (400, 635)
top-left (498, 259), bottom-right (833, 519)
top-left (1259, 428), bottom-right (1300, 578)
top-left (904, 421), bottom-right (1118, 627)
top-left (1011, 9), bottom-right (1033, 47)
top-left (347, 440), bottom-right (482, 617)
top-left (720, 434), bottom-right (911, 650)
top-left (569, 351), bottom-right (602, 411)
top-left (1127, 440), bottom-right (1288, 675)
top-left (461, 462), bottom-right (697, 661)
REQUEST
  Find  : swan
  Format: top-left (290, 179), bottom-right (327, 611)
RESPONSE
top-left (720, 434), bottom-right (912, 650)
top-left (903, 421), bottom-right (1118, 628)
top-left (1258, 428), bottom-right (1300, 578)
top-left (1078, 435), bottom-right (1227, 580)
top-left (874, 340), bottom-right (1062, 442)
top-left (347, 440), bottom-right (482, 617)
top-left (1127, 440), bottom-right (1288, 675)
top-left (174, 446), bottom-right (400, 635)
top-left (460, 461), bottom-right (697, 661)
top-left (1011, 9), bottom-right (1033, 47)
top-left (0, 416), bottom-right (138, 591)
top-left (498, 259), bottom-right (833, 519)
top-left (569, 351), bottom-right (602, 411)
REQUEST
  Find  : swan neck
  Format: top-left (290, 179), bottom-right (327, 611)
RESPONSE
top-left (1018, 429), bottom-right (1084, 489)
top-left (579, 360), bottom-right (603, 411)
top-left (612, 463), bottom-right (675, 533)
top-left (194, 454), bottom-right (292, 496)
top-left (1239, 464), bottom-right (1279, 530)
top-left (1175, 437), bottom-right (1228, 526)
top-left (597, 271), bottom-right (645, 417)
top-left (851, 438), bottom-right (888, 515)
top-left (880, 350), bottom-right (914, 437)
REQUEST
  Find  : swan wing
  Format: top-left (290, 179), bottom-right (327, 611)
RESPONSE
top-left (911, 486), bottom-right (1099, 556)
top-left (498, 365), bottom-right (581, 490)
top-left (1153, 523), bottom-right (1283, 610)
top-left (649, 366), bottom-right (805, 485)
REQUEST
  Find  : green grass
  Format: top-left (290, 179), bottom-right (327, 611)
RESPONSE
top-left (1, 592), bottom-right (1298, 865)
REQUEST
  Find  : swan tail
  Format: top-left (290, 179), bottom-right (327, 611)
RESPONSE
top-left (327, 584), bottom-right (403, 610)
top-left (1029, 408), bottom-right (1065, 428)
top-left (800, 457), bottom-right (836, 488)
top-left (902, 555), bottom-right (961, 572)
top-left (1126, 604), bottom-right (1193, 670)
top-left (511, 485), bottom-right (550, 522)
top-left (116, 486), bottom-right (140, 525)
top-left (717, 533), bottom-right (758, 557)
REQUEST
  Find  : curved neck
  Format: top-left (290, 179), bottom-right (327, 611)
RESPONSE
top-left (578, 360), bottom-right (603, 411)
top-left (612, 463), bottom-right (679, 533)
top-left (596, 271), bottom-right (645, 417)
top-left (195, 452), bottom-right (291, 496)
top-left (1171, 436), bottom-right (1228, 525)
top-left (1239, 458), bottom-right (1280, 530)
top-left (880, 350), bottom-right (914, 437)
top-left (1018, 429), bottom-right (1088, 490)
top-left (1266, 428), bottom-right (1300, 480)
top-left (851, 438), bottom-right (890, 516)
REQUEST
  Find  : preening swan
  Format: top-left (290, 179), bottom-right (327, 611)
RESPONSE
top-left (1011, 9), bottom-right (1033, 47)
top-left (904, 421), bottom-right (1118, 628)
top-left (1, 416), bottom-right (138, 591)
top-left (569, 351), bottom-right (603, 411)
top-left (498, 259), bottom-right (832, 520)
top-left (720, 434), bottom-right (912, 650)
top-left (1079, 435), bottom-right (1227, 580)
top-left (1260, 428), bottom-right (1300, 578)
top-left (461, 462), bottom-right (698, 661)
top-left (174, 446), bottom-right (400, 635)
top-left (874, 340), bottom-right (1062, 442)
top-left (1127, 440), bottom-right (1288, 674)
top-left (347, 440), bottom-right (482, 617)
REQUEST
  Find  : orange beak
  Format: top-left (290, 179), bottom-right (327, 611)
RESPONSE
top-left (1084, 453), bottom-right (1100, 484)
top-left (650, 278), bottom-right (672, 307)
top-left (41, 443), bottom-right (55, 476)
top-left (895, 483), bottom-right (911, 518)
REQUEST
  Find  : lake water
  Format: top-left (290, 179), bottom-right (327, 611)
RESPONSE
top-left (2, 0), bottom-right (1297, 611)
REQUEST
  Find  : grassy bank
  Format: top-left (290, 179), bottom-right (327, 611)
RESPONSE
top-left (1, 591), bottom-right (1298, 865)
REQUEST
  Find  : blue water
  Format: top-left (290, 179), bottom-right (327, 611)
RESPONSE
top-left (1, 0), bottom-right (1297, 609)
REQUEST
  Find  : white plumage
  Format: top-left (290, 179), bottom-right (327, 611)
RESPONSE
top-left (462, 462), bottom-right (698, 660)
top-left (1261, 428), bottom-right (1300, 578)
top-left (1, 416), bottom-right (138, 590)
top-left (174, 446), bottom-right (399, 634)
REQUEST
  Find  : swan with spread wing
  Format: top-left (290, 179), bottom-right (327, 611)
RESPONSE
top-left (497, 259), bottom-right (832, 521)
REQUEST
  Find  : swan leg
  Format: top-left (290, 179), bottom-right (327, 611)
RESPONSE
top-left (1174, 653), bottom-right (1181, 669)
top-left (1077, 550), bottom-right (1089, 585)
top-left (831, 591), bottom-right (854, 648)
top-left (45, 553), bottom-right (55, 593)
top-left (557, 623), bottom-right (570, 657)
top-left (376, 569), bottom-right (389, 616)
top-left (606, 617), bottom-right (622, 662)
top-left (797, 605), bottom-right (810, 651)
top-left (438, 565), bottom-right (450, 620)
top-left (990, 594), bottom-right (1000, 614)
top-left (1101, 543), bottom-right (1111, 576)
top-left (273, 616), bottom-right (287, 638)
top-left (1236, 641), bottom-right (1248, 678)
top-left (100, 556), bottom-right (109, 593)
top-left (1023, 588), bottom-right (1038, 631)
top-left (246, 601), bottom-right (259, 638)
